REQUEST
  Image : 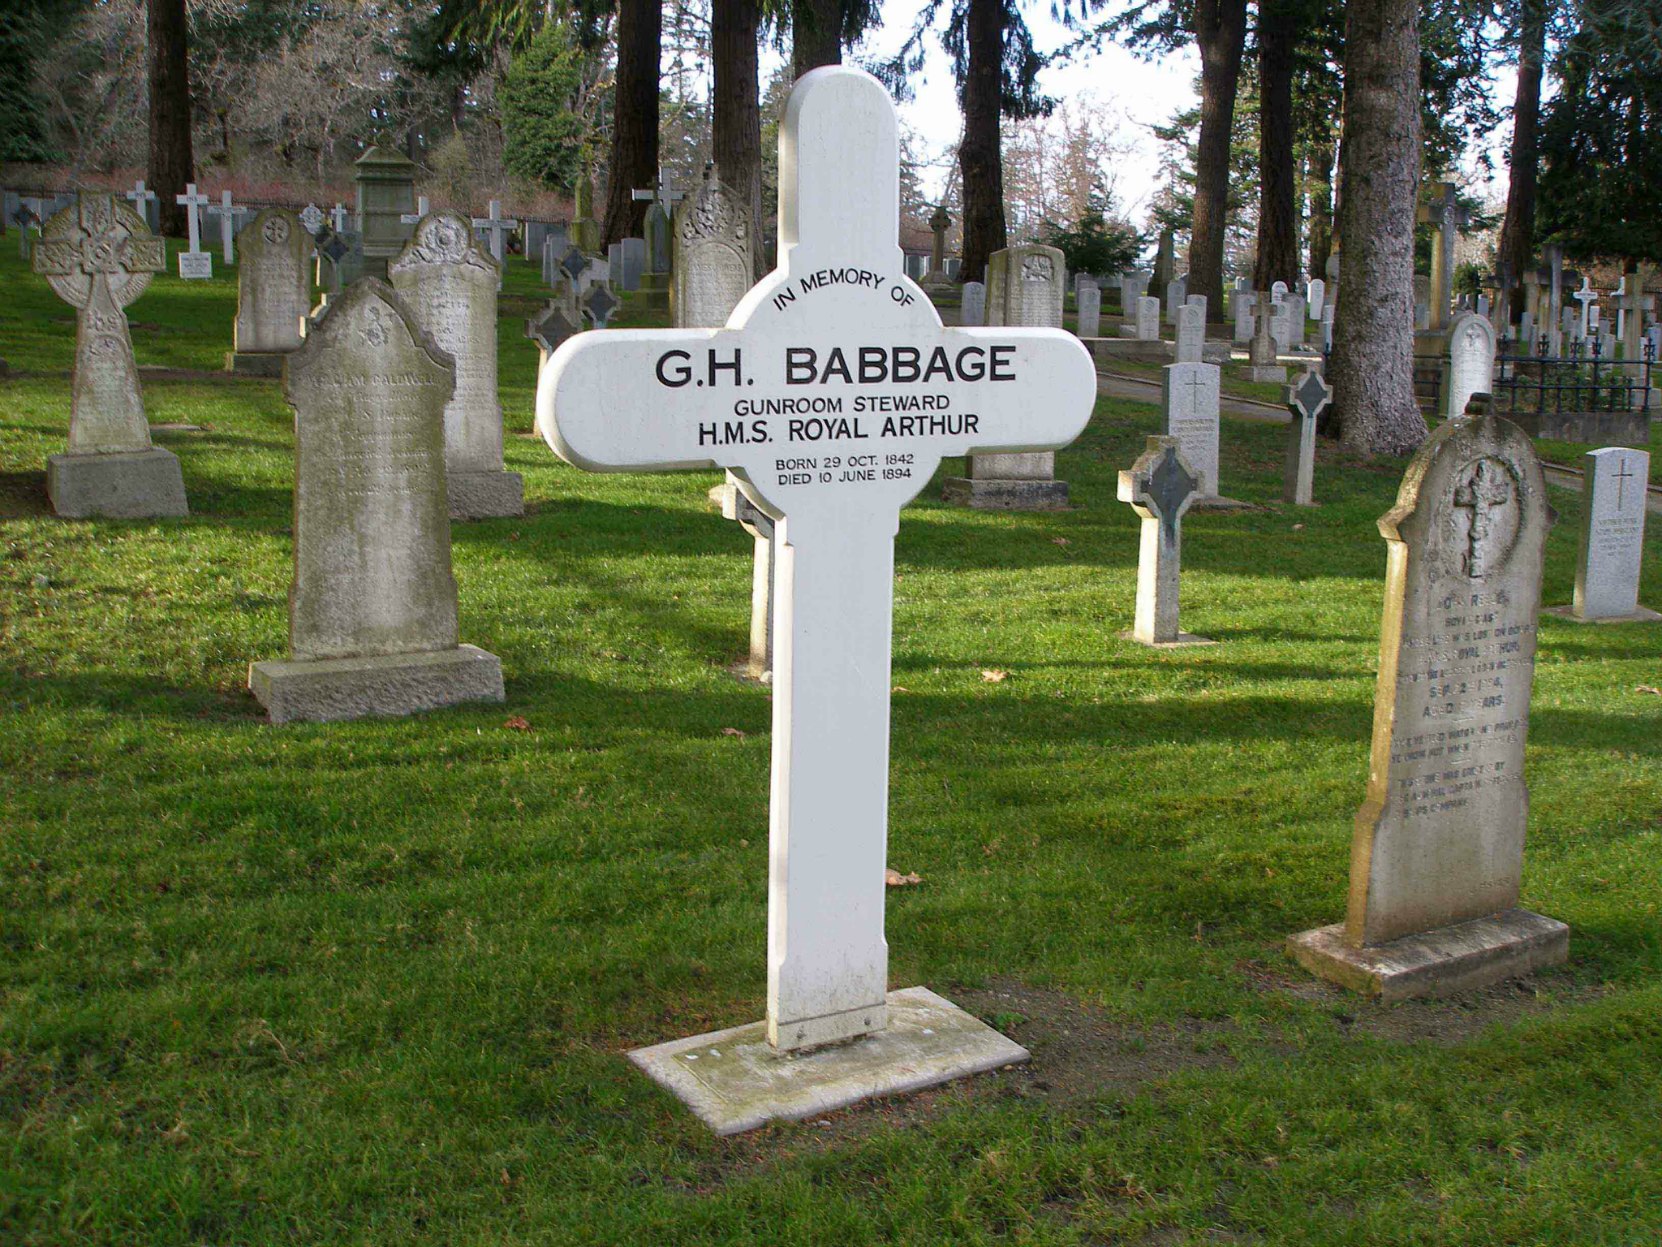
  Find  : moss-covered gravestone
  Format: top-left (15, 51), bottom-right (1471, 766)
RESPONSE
top-left (248, 280), bottom-right (504, 724)
top-left (227, 207), bottom-right (310, 377)
top-left (1288, 412), bottom-right (1568, 998)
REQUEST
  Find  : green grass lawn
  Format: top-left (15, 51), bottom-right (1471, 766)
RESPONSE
top-left (2, 244), bottom-right (1660, 1246)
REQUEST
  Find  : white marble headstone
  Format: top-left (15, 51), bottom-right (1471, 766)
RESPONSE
top-left (1572, 447), bottom-right (1653, 621)
top-left (1161, 362), bottom-right (1221, 498)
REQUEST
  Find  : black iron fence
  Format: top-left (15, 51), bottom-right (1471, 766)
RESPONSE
top-left (1490, 338), bottom-right (1654, 444)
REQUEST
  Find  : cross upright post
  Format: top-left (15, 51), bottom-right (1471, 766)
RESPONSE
top-left (176, 183), bottom-right (209, 252)
top-left (212, 190), bottom-right (237, 263)
top-left (125, 180), bottom-right (157, 231)
top-left (1118, 436), bottom-right (1207, 646)
top-left (470, 199), bottom-right (519, 265)
top-left (1283, 368), bottom-right (1332, 506)
top-left (538, 67), bottom-right (1095, 1134)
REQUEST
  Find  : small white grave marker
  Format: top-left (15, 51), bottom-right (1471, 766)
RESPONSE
top-left (330, 202), bottom-right (349, 234)
top-left (211, 190), bottom-right (237, 264)
top-left (176, 183), bottom-right (212, 278)
top-left (1283, 368), bottom-right (1331, 506)
top-left (539, 67), bottom-right (1092, 1133)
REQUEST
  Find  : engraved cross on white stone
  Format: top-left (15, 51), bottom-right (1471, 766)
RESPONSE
top-left (1573, 277), bottom-right (1598, 338)
top-left (471, 199), bottom-right (519, 265)
top-left (176, 183), bottom-right (210, 252)
top-left (538, 67), bottom-right (1096, 1054)
top-left (1612, 455), bottom-right (1636, 511)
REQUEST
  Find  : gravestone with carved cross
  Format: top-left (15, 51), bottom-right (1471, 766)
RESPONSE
top-left (226, 207), bottom-right (311, 376)
top-left (1283, 368), bottom-right (1331, 506)
top-left (176, 183), bottom-right (212, 279)
top-left (541, 67), bottom-right (1088, 1134)
top-left (33, 194), bottom-right (187, 517)
top-left (1118, 436), bottom-right (1209, 647)
top-left (1288, 411), bottom-right (1567, 999)
top-left (1161, 362), bottom-right (1226, 504)
top-left (1548, 447), bottom-right (1659, 624)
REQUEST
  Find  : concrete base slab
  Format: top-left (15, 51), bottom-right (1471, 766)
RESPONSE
top-left (941, 477), bottom-right (1070, 511)
top-left (1287, 908), bottom-right (1569, 1001)
top-left (628, 986), bottom-right (1028, 1136)
top-left (447, 470), bottom-right (524, 520)
top-left (1119, 630), bottom-right (1217, 648)
top-left (1246, 366), bottom-right (1288, 383)
top-left (224, 351), bottom-right (287, 378)
top-left (1189, 494), bottom-right (1253, 512)
top-left (1544, 604), bottom-right (1662, 625)
top-left (249, 644), bottom-right (505, 724)
top-left (47, 448), bottom-right (188, 519)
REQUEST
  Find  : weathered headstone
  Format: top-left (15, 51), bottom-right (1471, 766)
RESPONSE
top-left (960, 280), bottom-right (986, 326)
top-left (1247, 292), bottom-right (1286, 382)
top-left (1135, 294), bottom-right (1161, 341)
top-left (671, 163), bottom-right (753, 331)
top-left (1306, 277), bottom-right (1326, 320)
top-left (1548, 448), bottom-right (1658, 623)
top-left (1165, 277), bottom-right (1186, 324)
top-left (1076, 282), bottom-right (1101, 338)
top-left (1175, 302), bottom-right (1206, 363)
top-left (538, 67), bottom-right (1089, 1133)
top-left (1162, 362), bottom-right (1222, 501)
top-left (249, 279), bottom-right (504, 722)
top-left (1233, 285), bottom-right (1256, 343)
top-left (227, 208), bottom-right (311, 376)
top-left (1283, 368), bottom-right (1331, 506)
top-left (1288, 411), bottom-right (1567, 999)
top-left (951, 242), bottom-right (1070, 508)
top-left (1445, 310), bottom-right (1497, 423)
top-left (33, 194), bottom-right (186, 517)
top-left (619, 236), bottom-right (646, 291)
top-left (1118, 436), bottom-right (1209, 647)
top-left (390, 212), bottom-right (524, 519)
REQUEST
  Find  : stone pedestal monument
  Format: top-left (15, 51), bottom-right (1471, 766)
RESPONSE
top-left (33, 194), bottom-right (187, 518)
top-left (353, 139), bottom-right (418, 278)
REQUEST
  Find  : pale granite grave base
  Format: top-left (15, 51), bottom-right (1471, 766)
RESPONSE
top-left (629, 986), bottom-right (1028, 1136)
top-left (1287, 908), bottom-right (1569, 1001)
top-left (447, 470), bottom-right (525, 520)
top-left (249, 644), bottom-right (504, 724)
top-left (1119, 629), bottom-right (1216, 649)
top-left (1189, 495), bottom-right (1252, 512)
top-left (1544, 604), bottom-right (1662, 625)
top-left (941, 478), bottom-right (1070, 510)
top-left (224, 351), bottom-right (286, 378)
top-left (1246, 365), bottom-right (1288, 383)
top-left (48, 449), bottom-right (188, 519)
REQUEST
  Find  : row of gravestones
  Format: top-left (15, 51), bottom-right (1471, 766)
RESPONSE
top-left (27, 76), bottom-right (1659, 1141)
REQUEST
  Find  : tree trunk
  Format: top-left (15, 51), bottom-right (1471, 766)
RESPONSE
top-left (713, 0), bottom-right (764, 277)
top-left (1188, 0), bottom-right (1249, 315)
top-left (1307, 128), bottom-right (1338, 278)
top-left (791, 0), bottom-right (843, 79)
top-left (602, 0), bottom-right (661, 247)
top-left (1254, 0), bottom-right (1299, 291)
top-left (146, 0), bottom-right (194, 238)
top-left (1497, 0), bottom-right (1545, 323)
top-left (958, 0), bottom-right (1007, 287)
top-left (1330, 0), bottom-right (1426, 455)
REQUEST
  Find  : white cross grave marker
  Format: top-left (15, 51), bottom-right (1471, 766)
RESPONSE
top-left (175, 183), bottom-right (212, 278)
top-left (630, 166), bottom-right (686, 211)
top-left (125, 180), bottom-right (157, 230)
top-left (330, 202), bottom-right (349, 234)
top-left (1573, 277), bottom-right (1597, 340)
top-left (471, 199), bottom-right (519, 265)
top-left (211, 190), bottom-right (237, 264)
top-left (537, 67), bottom-right (1094, 1134)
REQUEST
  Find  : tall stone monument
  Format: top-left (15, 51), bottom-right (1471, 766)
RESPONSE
top-left (536, 66), bottom-right (1093, 1133)
top-left (227, 207), bottom-right (311, 377)
top-left (943, 242), bottom-right (1071, 509)
top-left (1288, 412), bottom-right (1567, 998)
top-left (390, 212), bottom-right (524, 519)
top-left (249, 280), bottom-right (504, 723)
top-left (922, 204), bottom-right (954, 289)
top-left (32, 194), bottom-right (186, 518)
top-left (570, 172), bottom-right (602, 255)
top-left (353, 137), bottom-right (418, 278)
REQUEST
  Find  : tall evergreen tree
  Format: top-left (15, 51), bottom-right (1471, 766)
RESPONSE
top-left (147, 0), bottom-right (194, 237)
